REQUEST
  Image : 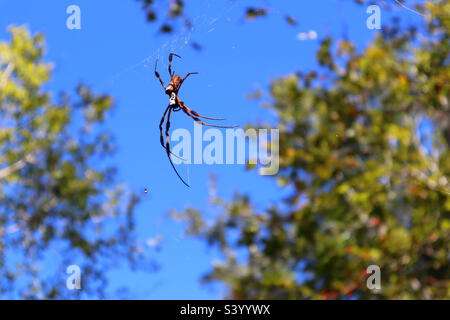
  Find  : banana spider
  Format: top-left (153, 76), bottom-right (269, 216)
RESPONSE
top-left (154, 53), bottom-right (237, 187)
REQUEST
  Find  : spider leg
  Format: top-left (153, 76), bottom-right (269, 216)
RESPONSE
top-left (188, 109), bottom-right (226, 121)
top-left (176, 73), bottom-right (199, 95)
top-left (168, 53), bottom-right (181, 78)
top-left (181, 109), bottom-right (238, 128)
top-left (177, 97), bottom-right (238, 126)
top-left (154, 59), bottom-right (166, 90)
top-left (182, 72), bottom-right (199, 82)
top-left (176, 96), bottom-right (225, 120)
top-left (160, 104), bottom-right (186, 161)
top-left (186, 113), bottom-right (238, 128)
top-left (165, 107), bottom-right (190, 187)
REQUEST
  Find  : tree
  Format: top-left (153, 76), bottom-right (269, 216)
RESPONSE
top-left (172, 1), bottom-right (450, 299)
top-left (0, 26), bottom-right (141, 298)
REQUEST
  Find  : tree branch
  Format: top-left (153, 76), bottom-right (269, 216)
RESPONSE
top-left (0, 154), bottom-right (36, 180)
top-left (0, 63), bottom-right (14, 89)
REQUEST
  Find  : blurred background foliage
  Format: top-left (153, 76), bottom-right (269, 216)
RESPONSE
top-left (0, 27), bottom-right (143, 298)
top-left (168, 0), bottom-right (450, 299)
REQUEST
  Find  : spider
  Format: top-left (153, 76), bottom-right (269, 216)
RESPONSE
top-left (155, 53), bottom-right (237, 187)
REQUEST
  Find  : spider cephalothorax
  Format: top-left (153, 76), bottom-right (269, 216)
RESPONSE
top-left (155, 53), bottom-right (237, 187)
top-left (165, 75), bottom-right (183, 95)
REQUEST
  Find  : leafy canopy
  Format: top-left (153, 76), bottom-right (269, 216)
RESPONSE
top-left (0, 26), bottom-right (141, 299)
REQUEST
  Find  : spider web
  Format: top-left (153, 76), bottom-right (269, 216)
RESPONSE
top-left (105, 0), bottom-right (239, 87)
top-left (103, 0), bottom-right (240, 187)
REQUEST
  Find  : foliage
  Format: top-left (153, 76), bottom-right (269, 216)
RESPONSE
top-left (172, 1), bottom-right (450, 299)
top-left (0, 27), bottom-right (141, 298)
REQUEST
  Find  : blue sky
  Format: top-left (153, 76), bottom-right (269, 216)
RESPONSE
top-left (0, 0), bottom-right (424, 299)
